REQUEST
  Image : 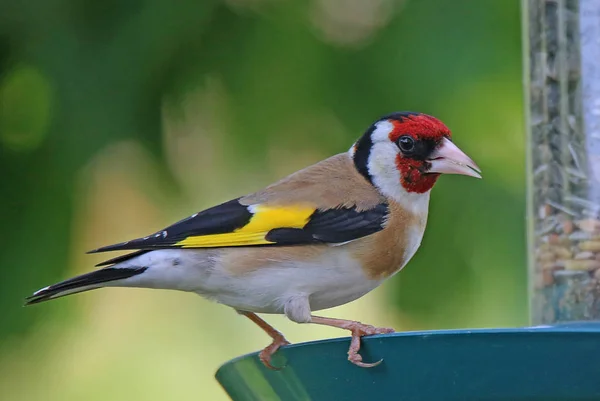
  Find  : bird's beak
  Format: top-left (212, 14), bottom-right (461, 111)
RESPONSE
top-left (427, 137), bottom-right (482, 178)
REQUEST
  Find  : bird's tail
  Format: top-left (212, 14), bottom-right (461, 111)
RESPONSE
top-left (25, 266), bottom-right (148, 306)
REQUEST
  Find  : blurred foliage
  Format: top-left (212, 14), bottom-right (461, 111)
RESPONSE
top-left (0, 0), bottom-right (525, 399)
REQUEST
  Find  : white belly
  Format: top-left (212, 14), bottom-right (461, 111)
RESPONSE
top-left (194, 248), bottom-right (383, 314)
top-left (117, 247), bottom-right (385, 316)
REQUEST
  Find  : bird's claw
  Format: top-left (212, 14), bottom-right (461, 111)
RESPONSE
top-left (346, 322), bottom-right (394, 368)
top-left (259, 336), bottom-right (290, 370)
top-left (348, 353), bottom-right (384, 368)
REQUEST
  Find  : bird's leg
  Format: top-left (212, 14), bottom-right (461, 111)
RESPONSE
top-left (310, 315), bottom-right (394, 368)
top-left (237, 310), bottom-right (291, 370)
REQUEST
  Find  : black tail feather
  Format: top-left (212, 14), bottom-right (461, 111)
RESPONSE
top-left (95, 250), bottom-right (150, 267)
top-left (25, 266), bottom-right (147, 306)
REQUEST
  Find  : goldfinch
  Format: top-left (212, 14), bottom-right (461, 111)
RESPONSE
top-left (25, 111), bottom-right (481, 369)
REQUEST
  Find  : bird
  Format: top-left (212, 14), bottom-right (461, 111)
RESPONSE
top-left (25, 111), bottom-right (481, 369)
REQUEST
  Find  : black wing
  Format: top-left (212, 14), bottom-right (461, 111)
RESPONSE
top-left (89, 197), bottom-right (389, 265)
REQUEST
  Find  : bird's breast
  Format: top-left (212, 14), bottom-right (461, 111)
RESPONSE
top-left (350, 201), bottom-right (428, 280)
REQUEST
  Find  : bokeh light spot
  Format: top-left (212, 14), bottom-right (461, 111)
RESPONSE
top-left (0, 64), bottom-right (53, 152)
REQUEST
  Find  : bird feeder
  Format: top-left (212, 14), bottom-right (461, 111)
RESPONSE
top-left (215, 1), bottom-right (600, 399)
top-left (526, 0), bottom-right (600, 324)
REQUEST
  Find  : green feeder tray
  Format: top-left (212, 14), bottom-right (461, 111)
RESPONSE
top-left (216, 322), bottom-right (600, 401)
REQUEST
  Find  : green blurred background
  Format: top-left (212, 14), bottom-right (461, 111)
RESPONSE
top-left (0, 0), bottom-right (525, 399)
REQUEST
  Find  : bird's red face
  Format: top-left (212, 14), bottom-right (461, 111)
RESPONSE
top-left (351, 112), bottom-right (481, 197)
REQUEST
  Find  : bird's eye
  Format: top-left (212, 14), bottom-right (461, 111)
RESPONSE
top-left (397, 136), bottom-right (415, 153)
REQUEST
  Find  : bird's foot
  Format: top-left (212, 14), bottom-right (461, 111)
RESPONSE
top-left (345, 322), bottom-right (394, 368)
top-left (310, 315), bottom-right (395, 368)
top-left (346, 322), bottom-right (395, 336)
top-left (237, 310), bottom-right (291, 370)
top-left (259, 333), bottom-right (291, 370)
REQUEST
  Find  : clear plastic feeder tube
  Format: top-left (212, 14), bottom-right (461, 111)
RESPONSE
top-left (523, 0), bottom-right (600, 324)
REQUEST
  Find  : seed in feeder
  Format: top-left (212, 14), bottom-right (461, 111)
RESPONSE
top-left (542, 269), bottom-right (555, 286)
top-left (539, 204), bottom-right (553, 219)
top-left (554, 259), bottom-right (567, 268)
top-left (542, 258), bottom-right (564, 269)
top-left (565, 259), bottom-right (600, 271)
top-left (578, 241), bottom-right (600, 252)
top-left (549, 233), bottom-right (570, 245)
top-left (575, 251), bottom-right (595, 260)
top-left (570, 231), bottom-right (592, 241)
top-left (548, 234), bottom-right (560, 244)
top-left (575, 218), bottom-right (600, 233)
top-left (552, 246), bottom-right (573, 259)
top-left (537, 251), bottom-right (556, 263)
top-left (553, 269), bottom-right (590, 283)
top-left (538, 242), bottom-right (553, 252)
top-left (562, 219), bottom-right (574, 234)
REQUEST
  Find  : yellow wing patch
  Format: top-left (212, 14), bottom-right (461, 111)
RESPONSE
top-left (174, 204), bottom-right (315, 248)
